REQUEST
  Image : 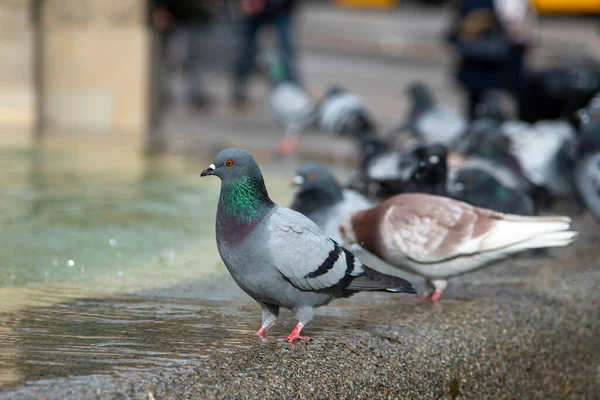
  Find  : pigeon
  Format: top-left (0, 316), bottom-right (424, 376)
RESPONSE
top-left (339, 193), bottom-right (577, 301)
top-left (201, 148), bottom-right (416, 342)
top-left (390, 82), bottom-right (467, 147)
top-left (318, 85), bottom-right (376, 137)
top-left (290, 163), bottom-right (373, 242)
top-left (266, 53), bottom-right (317, 155)
top-left (500, 119), bottom-right (577, 197)
top-left (350, 132), bottom-right (423, 200)
top-left (453, 128), bottom-right (555, 209)
top-left (404, 144), bottom-right (537, 216)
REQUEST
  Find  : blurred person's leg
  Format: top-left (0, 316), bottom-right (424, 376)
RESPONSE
top-left (232, 16), bottom-right (263, 106)
top-left (467, 89), bottom-right (483, 120)
top-left (509, 45), bottom-right (529, 121)
top-left (273, 10), bottom-right (299, 85)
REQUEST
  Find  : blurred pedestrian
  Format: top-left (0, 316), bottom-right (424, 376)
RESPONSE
top-left (232, 0), bottom-right (299, 107)
top-left (446, 0), bottom-right (536, 119)
top-left (152, 0), bottom-right (216, 110)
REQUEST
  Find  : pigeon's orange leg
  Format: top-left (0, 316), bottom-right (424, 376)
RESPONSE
top-left (417, 279), bottom-right (447, 302)
top-left (256, 321), bottom-right (275, 338)
top-left (429, 289), bottom-right (444, 302)
top-left (284, 323), bottom-right (309, 343)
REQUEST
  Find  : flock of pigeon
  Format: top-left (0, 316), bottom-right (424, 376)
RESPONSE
top-left (270, 69), bottom-right (600, 223)
top-left (197, 70), bottom-right (600, 342)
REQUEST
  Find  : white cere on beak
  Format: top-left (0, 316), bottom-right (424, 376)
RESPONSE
top-left (428, 155), bottom-right (440, 164)
top-left (292, 175), bottom-right (305, 186)
top-left (209, 164), bottom-right (216, 170)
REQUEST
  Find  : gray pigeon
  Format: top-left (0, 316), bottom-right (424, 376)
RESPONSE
top-left (391, 82), bottom-right (467, 147)
top-left (201, 148), bottom-right (416, 342)
top-left (290, 163), bottom-right (373, 242)
top-left (267, 53), bottom-right (316, 137)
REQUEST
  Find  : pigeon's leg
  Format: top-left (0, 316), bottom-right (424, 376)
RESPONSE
top-left (284, 307), bottom-right (313, 343)
top-left (257, 302), bottom-right (279, 338)
top-left (428, 279), bottom-right (448, 302)
top-left (419, 279), bottom-right (448, 302)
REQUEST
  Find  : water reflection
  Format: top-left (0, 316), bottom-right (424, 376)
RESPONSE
top-left (0, 296), bottom-right (259, 386)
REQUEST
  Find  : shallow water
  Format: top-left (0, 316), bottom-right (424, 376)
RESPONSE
top-left (0, 140), bottom-right (296, 387)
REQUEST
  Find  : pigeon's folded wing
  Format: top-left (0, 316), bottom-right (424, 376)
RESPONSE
top-left (267, 208), bottom-right (364, 291)
top-left (381, 194), bottom-right (510, 262)
top-left (381, 194), bottom-right (572, 263)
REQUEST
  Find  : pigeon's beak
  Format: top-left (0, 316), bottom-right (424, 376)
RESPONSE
top-left (291, 175), bottom-right (305, 187)
top-left (201, 164), bottom-right (216, 177)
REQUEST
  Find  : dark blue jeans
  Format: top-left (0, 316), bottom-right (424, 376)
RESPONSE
top-left (233, 10), bottom-right (299, 89)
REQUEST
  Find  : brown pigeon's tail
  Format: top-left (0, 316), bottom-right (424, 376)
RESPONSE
top-left (345, 265), bottom-right (417, 295)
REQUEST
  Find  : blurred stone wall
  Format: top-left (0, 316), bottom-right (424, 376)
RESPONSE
top-left (0, 0), bottom-right (34, 128)
top-left (42, 0), bottom-right (150, 134)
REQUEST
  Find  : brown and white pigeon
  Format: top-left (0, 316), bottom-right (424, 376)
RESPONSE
top-left (338, 193), bottom-right (578, 301)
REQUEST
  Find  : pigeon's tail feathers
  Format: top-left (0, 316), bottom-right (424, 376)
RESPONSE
top-left (346, 265), bottom-right (417, 294)
top-left (481, 214), bottom-right (576, 252)
top-left (503, 230), bottom-right (578, 252)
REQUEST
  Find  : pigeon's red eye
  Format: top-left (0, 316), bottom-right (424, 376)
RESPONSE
top-left (339, 226), bottom-right (345, 235)
top-left (308, 172), bottom-right (317, 181)
top-left (225, 159), bottom-right (234, 167)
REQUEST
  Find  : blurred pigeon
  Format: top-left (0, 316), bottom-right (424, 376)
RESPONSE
top-left (266, 53), bottom-right (317, 155)
top-left (454, 125), bottom-right (555, 209)
top-left (339, 193), bottom-right (577, 301)
top-left (449, 168), bottom-right (536, 216)
top-left (290, 163), bottom-right (372, 242)
top-left (501, 119), bottom-right (577, 197)
top-left (404, 144), bottom-right (537, 215)
top-left (201, 148), bottom-right (416, 342)
top-left (391, 82), bottom-right (467, 146)
top-left (318, 85), bottom-right (376, 137)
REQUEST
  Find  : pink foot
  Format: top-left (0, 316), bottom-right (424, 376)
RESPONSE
top-left (277, 136), bottom-right (298, 156)
top-left (256, 327), bottom-right (269, 338)
top-left (416, 290), bottom-right (444, 302)
top-left (282, 323), bottom-right (310, 343)
top-left (429, 289), bottom-right (443, 302)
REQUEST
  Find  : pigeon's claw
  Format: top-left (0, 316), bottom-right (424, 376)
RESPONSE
top-left (429, 289), bottom-right (444, 302)
top-left (256, 327), bottom-right (269, 338)
top-left (416, 289), bottom-right (445, 302)
top-left (284, 322), bottom-right (309, 343)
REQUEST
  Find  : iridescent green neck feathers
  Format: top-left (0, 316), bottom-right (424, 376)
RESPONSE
top-left (219, 175), bottom-right (274, 222)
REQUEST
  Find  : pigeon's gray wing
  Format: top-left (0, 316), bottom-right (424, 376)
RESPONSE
top-left (266, 207), bottom-right (365, 291)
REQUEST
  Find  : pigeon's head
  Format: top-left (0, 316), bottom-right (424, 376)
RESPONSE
top-left (201, 148), bottom-right (263, 182)
top-left (452, 169), bottom-right (502, 199)
top-left (404, 144), bottom-right (448, 191)
top-left (338, 212), bottom-right (357, 246)
top-left (292, 163), bottom-right (343, 199)
top-left (324, 85), bottom-right (345, 98)
top-left (406, 82), bottom-right (434, 111)
top-left (359, 133), bottom-right (388, 167)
